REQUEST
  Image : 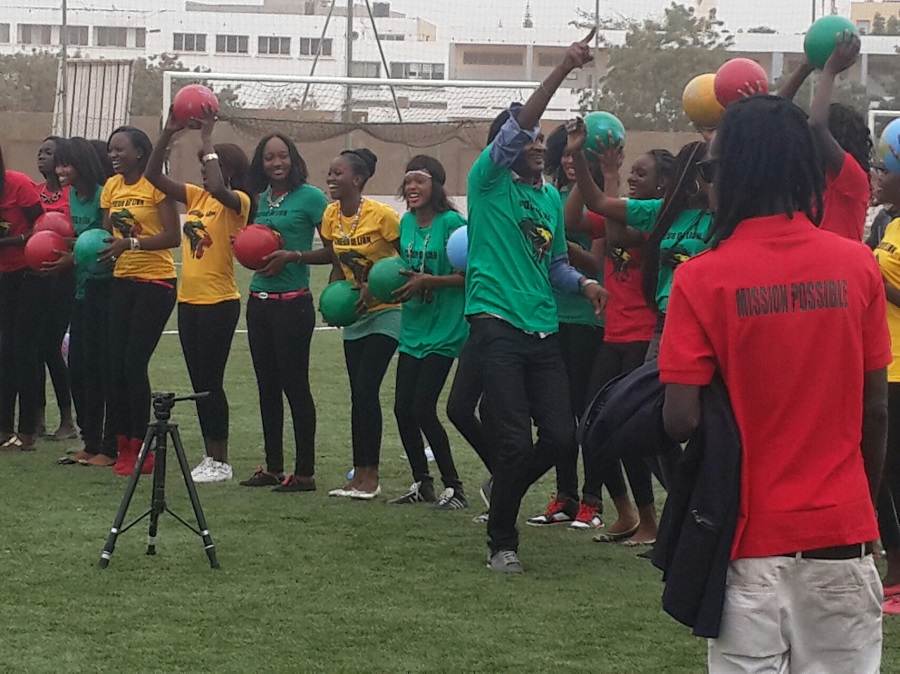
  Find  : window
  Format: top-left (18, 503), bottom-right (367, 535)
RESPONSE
top-left (0, 24), bottom-right (8, 43)
top-left (259, 36), bottom-right (291, 55)
top-left (18, 24), bottom-right (53, 45)
top-left (299, 37), bottom-right (332, 56)
top-left (390, 62), bottom-right (444, 80)
top-left (173, 33), bottom-right (206, 52)
top-left (349, 61), bottom-right (380, 78)
top-left (64, 25), bottom-right (89, 46)
top-left (378, 33), bottom-right (405, 41)
top-left (135, 28), bottom-right (146, 48)
top-left (462, 50), bottom-right (524, 66)
top-left (216, 34), bottom-right (249, 54)
top-left (95, 26), bottom-right (128, 47)
top-left (857, 20), bottom-right (871, 35)
top-left (537, 52), bottom-right (558, 68)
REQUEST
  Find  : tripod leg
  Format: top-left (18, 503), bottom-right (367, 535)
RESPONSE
top-left (99, 427), bottom-right (155, 569)
top-left (146, 429), bottom-right (167, 556)
top-left (170, 426), bottom-right (219, 569)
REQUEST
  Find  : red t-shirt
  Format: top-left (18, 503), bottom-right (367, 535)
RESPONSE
top-left (659, 214), bottom-right (890, 560)
top-left (0, 171), bottom-right (41, 272)
top-left (39, 183), bottom-right (71, 218)
top-left (820, 151), bottom-right (869, 242)
top-left (589, 211), bottom-right (657, 343)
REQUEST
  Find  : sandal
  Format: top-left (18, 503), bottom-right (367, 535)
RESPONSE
top-left (0, 435), bottom-right (36, 452)
top-left (57, 456), bottom-right (78, 465)
top-left (593, 523), bottom-right (639, 543)
top-left (622, 538), bottom-right (657, 548)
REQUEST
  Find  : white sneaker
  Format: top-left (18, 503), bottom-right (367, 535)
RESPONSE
top-left (191, 456), bottom-right (215, 479)
top-left (193, 459), bottom-right (233, 483)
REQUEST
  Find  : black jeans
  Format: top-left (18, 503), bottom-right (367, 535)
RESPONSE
top-left (394, 352), bottom-right (461, 490)
top-left (108, 278), bottom-right (176, 440)
top-left (469, 318), bottom-right (575, 554)
top-left (247, 294), bottom-right (316, 476)
top-left (0, 270), bottom-right (51, 435)
top-left (556, 322), bottom-right (604, 500)
top-left (447, 336), bottom-right (495, 473)
top-left (877, 383), bottom-right (900, 551)
top-left (586, 340), bottom-right (655, 507)
top-left (179, 300), bottom-right (240, 442)
top-left (343, 333), bottom-right (398, 469)
top-left (40, 270), bottom-right (76, 416)
top-left (77, 280), bottom-right (115, 456)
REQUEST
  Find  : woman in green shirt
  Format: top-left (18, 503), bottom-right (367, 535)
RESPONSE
top-left (389, 155), bottom-right (469, 509)
top-left (48, 137), bottom-right (116, 466)
top-left (238, 133), bottom-right (333, 493)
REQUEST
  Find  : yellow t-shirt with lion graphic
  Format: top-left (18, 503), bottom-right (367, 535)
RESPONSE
top-left (100, 174), bottom-right (176, 280)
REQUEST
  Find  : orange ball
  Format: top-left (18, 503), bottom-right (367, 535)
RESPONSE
top-left (682, 74), bottom-right (725, 129)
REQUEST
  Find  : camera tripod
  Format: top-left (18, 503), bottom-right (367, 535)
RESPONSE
top-left (99, 392), bottom-right (219, 569)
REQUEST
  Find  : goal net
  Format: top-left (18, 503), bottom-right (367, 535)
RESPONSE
top-left (163, 72), bottom-right (581, 150)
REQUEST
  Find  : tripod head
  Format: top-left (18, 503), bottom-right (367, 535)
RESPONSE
top-left (151, 391), bottom-right (210, 422)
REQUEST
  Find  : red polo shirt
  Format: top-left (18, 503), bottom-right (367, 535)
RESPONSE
top-left (659, 213), bottom-right (890, 560)
top-left (588, 211), bottom-right (657, 343)
top-left (820, 151), bottom-right (869, 242)
top-left (0, 171), bottom-right (41, 272)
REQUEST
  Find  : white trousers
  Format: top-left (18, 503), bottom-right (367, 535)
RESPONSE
top-left (707, 554), bottom-right (883, 673)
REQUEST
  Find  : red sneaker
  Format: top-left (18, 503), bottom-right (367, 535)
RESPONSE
top-left (883, 596), bottom-right (900, 615)
top-left (570, 502), bottom-right (605, 530)
top-left (112, 435), bottom-right (135, 475)
top-left (526, 495), bottom-right (577, 526)
top-left (137, 438), bottom-right (154, 475)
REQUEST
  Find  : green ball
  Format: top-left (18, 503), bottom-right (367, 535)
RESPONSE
top-left (367, 256), bottom-right (409, 304)
top-left (319, 280), bottom-right (360, 327)
top-left (804, 15), bottom-right (858, 69)
top-left (73, 228), bottom-right (113, 279)
top-left (583, 111), bottom-right (626, 158)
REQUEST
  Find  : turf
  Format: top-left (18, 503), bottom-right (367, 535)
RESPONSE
top-left (1, 264), bottom-right (897, 672)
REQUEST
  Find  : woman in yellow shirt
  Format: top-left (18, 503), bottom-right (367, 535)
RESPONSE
top-left (321, 148), bottom-right (401, 500)
top-left (98, 126), bottom-right (181, 476)
top-left (145, 107), bottom-right (255, 484)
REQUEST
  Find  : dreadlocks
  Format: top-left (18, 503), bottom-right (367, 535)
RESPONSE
top-left (710, 95), bottom-right (825, 247)
top-left (828, 103), bottom-right (873, 175)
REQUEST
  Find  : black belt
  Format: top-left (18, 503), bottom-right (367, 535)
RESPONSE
top-left (778, 542), bottom-right (872, 560)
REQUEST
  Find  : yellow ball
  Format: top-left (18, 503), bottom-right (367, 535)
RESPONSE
top-left (683, 73), bottom-right (725, 129)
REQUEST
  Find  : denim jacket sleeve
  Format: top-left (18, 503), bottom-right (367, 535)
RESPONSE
top-left (549, 253), bottom-right (586, 295)
top-left (489, 103), bottom-right (542, 169)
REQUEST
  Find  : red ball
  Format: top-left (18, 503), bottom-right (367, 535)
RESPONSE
top-left (714, 58), bottom-right (769, 108)
top-left (172, 84), bottom-right (219, 129)
top-left (25, 230), bottom-right (66, 270)
top-left (34, 211), bottom-right (75, 238)
top-left (233, 224), bottom-right (284, 270)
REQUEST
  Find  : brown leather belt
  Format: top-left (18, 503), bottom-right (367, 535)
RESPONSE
top-left (779, 543), bottom-right (872, 560)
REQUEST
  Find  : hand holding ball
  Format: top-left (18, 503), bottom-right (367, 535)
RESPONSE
top-left (233, 225), bottom-right (284, 271)
top-left (582, 111), bottom-right (626, 159)
top-left (25, 230), bottom-right (66, 271)
top-left (804, 16), bottom-right (859, 70)
top-left (714, 59), bottom-right (769, 108)
top-left (319, 281), bottom-right (361, 327)
top-left (172, 84), bottom-right (219, 130)
top-left (367, 257), bottom-right (411, 304)
top-left (683, 74), bottom-right (725, 129)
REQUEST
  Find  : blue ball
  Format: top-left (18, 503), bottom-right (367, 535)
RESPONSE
top-left (880, 118), bottom-right (900, 174)
top-left (446, 226), bottom-right (468, 272)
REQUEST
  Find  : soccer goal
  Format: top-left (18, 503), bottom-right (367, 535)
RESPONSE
top-left (162, 72), bottom-right (582, 149)
top-left (869, 108), bottom-right (900, 147)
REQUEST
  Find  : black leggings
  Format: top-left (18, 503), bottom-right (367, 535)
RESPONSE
top-left (586, 340), bottom-right (655, 507)
top-left (877, 383), bottom-right (900, 551)
top-left (72, 280), bottom-right (115, 456)
top-left (447, 336), bottom-right (495, 473)
top-left (344, 333), bottom-right (398, 468)
top-left (0, 270), bottom-right (51, 436)
top-left (247, 294), bottom-right (316, 476)
top-left (556, 322), bottom-right (605, 500)
top-left (179, 300), bottom-right (240, 442)
top-left (107, 278), bottom-right (176, 440)
top-left (40, 270), bottom-right (76, 416)
top-left (394, 352), bottom-right (460, 490)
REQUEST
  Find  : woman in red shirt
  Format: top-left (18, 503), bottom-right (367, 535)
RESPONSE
top-left (0, 143), bottom-right (47, 451)
top-left (36, 136), bottom-right (78, 442)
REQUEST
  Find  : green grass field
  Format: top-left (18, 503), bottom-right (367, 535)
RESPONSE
top-left (1, 264), bottom-right (898, 672)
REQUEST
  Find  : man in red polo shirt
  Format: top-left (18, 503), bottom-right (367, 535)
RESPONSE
top-left (660, 95), bottom-right (889, 672)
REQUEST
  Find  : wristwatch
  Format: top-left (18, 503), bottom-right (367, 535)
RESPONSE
top-left (580, 277), bottom-right (600, 294)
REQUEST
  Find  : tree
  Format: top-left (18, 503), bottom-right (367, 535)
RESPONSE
top-left (582, 3), bottom-right (733, 131)
top-left (0, 51), bottom-right (58, 113)
top-left (746, 26), bottom-right (777, 34)
top-left (887, 15), bottom-right (900, 35)
top-left (873, 12), bottom-right (886, 35)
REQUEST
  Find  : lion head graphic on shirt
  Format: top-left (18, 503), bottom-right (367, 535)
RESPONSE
top-left (110, 209), bottom-right (143, 238)
top-left (519, 219), bottom-right (553, 261)
top-left (184, 213), bottom-right (212, 259)
top-left (338, 250), bottom-right (371, 283)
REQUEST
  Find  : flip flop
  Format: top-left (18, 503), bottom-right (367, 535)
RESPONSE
top-left (57, 456), bottom-right (78, 465)
top-left (0, 435), bottom-right (36, 452)
top-left (593, 523), bottom-right (640, 543)
top-left (622, 538), bottom-right (657, 548)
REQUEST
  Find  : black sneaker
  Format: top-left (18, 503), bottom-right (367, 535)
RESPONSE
top-left (390, 480), bottom-right (437, 504)
top-left (487, 549), bottom-right (524, 574)
top-left (472, 511), bottom-right (489, 524)
top-left (432, 487), bottom-right (468, 510)
top-left (272, 474), bottom-right (316, 492)
top-left (239, 467), bottom-right (282, 487)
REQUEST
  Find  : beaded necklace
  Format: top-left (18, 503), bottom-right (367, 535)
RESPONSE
top-left (336, 198), bottom-right (364, 245)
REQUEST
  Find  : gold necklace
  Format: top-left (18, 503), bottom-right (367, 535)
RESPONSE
top-left (336, 198), bottom-right (364, 245)
top-left (266, 189), bottom-right (288, 210)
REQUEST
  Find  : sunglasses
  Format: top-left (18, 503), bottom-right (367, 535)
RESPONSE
top-left (697, 157), bottom-right (719, 184)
